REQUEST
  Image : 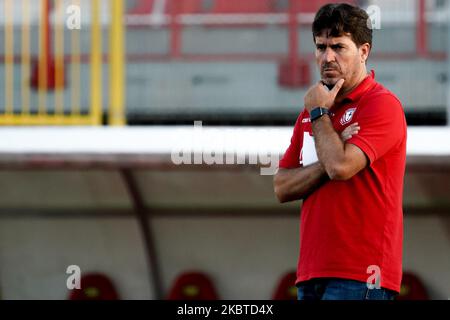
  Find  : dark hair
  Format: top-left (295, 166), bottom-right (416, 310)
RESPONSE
top-left (312, 3), bottom-right (372, 48)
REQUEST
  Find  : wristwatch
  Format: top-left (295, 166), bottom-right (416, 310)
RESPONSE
top-left (310, 107), bottom-right (330, 122)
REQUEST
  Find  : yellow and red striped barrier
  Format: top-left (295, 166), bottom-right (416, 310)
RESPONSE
top-left (1, 0), bottom-right (125, 126)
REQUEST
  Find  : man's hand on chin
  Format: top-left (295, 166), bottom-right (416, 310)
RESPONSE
top-left (304, 78), bottom-right (345, 113)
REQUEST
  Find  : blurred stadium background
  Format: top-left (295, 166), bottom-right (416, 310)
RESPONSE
top-left (0, 0), bottom-right (449, 300)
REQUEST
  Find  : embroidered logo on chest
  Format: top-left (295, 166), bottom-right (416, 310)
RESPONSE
top-left (340, 107), bottom-right (357, 125)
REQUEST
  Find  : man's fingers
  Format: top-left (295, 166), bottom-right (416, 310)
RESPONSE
top-left (342, 124), bottom-right (359, 133)
top-left (331, 78), bottom-right (345, 95)
top-left (346, 123), bottom-right (360, 133)
top-left (341, 134), bottom-right (353, 141)
top-left (341, 122), bottom-right (360, 142)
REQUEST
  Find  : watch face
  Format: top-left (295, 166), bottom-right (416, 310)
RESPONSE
top-left (311, 108), bottom-right (327, 121)
top-left (311, 109), bottom-right (319, 120)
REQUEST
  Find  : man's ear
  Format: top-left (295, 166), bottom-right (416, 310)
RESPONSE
top-left (360, 43), bottom-right (371, 63)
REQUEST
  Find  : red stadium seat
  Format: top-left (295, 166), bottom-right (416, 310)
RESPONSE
top-left (128, 0), bottom-right (155, 15)
top-left (68, 273), bottom-right (120, 300)
top-left (272, 271), bottom-right (297, 300)
top-left (278, 59), bottom-right (311, 88)
top-left (397, 271), bottom-right (429, 300)
top-left (127, 0), bottom-right (359, 15)
top-left (166, 0), bottom-right (204, 14)
top-left (167, 271), bottom-right (220, 300)
top-left (129, 0), bottom-right (204, 15)
top-left (212, 0), bottom-right (274, 13)
top-left (293, 0), bottom-right (357, 13)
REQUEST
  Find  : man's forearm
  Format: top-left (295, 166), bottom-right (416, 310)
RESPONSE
top-left (312, 115), bottom-right (346, 179)
top-left (274, 162), bottom-right (329, 203)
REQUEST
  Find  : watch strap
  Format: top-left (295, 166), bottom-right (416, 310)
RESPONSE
top-left (310, 107), bottom-right (330, 122)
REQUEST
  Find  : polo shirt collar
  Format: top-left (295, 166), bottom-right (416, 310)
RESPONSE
top-left (342, 70), bottom-right (376, 102)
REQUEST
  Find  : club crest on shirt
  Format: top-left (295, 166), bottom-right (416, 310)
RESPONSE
top-left (340, 107), bottom-right (357, 125)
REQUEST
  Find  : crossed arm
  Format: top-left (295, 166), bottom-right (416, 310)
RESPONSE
top-left (274, 79), bottom-right (370, 203)
top-left (274, 120), bottom-right (367, 203)
top-left (273, 162), bottom-right (328, 203)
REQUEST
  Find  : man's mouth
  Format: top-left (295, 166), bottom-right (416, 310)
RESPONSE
top-left (322, 64), bottom-right (340, 74)
top-left (322, 69), bottom-right (340, 78)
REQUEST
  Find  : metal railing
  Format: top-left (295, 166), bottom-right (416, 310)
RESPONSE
top-left (1, 0), bottom-right (125, 126)
top-left (125, 0), bottom-right (447, 61)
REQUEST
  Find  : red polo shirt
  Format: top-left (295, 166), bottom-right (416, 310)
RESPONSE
top-left (279, 71), bottom-right (407, 293)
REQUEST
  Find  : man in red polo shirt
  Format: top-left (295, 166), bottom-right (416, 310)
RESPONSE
top-left (273, 3), bottom-right (407, 300)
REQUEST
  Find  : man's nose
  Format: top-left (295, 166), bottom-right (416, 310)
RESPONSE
top-left (322, 47), bottom-right (336, 63)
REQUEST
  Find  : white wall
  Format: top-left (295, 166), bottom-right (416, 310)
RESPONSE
top-left (0, 217), bottom-right (151, 300)
top-left (0, 214), bottom-right (449, 300)
top-left (152, 216), bottom-right (299, 300)
top-left (403, 215), bottom-right (450, 299)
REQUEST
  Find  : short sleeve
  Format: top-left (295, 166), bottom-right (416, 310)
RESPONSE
top-left (347, 94), bottom-right (406, 165)
top-left (279, 114), bottom-right (304, 169)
